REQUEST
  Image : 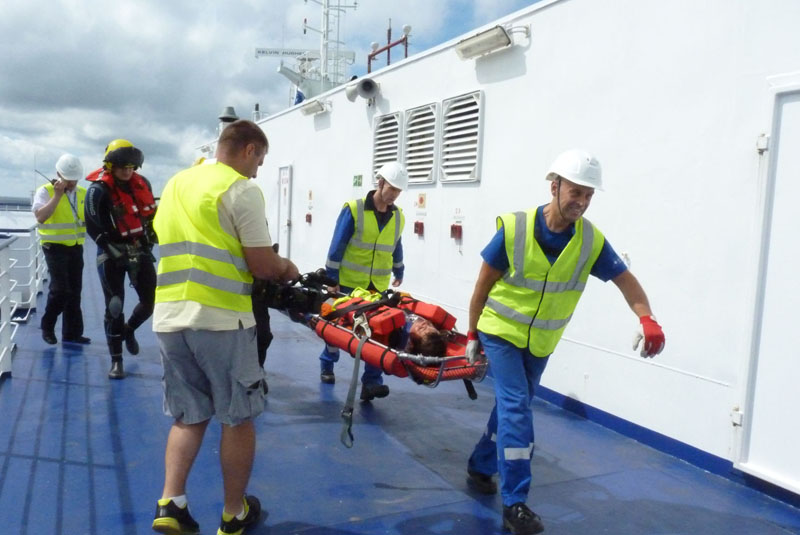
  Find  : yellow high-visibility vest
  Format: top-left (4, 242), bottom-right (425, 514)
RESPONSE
top-left (477, 208), bottom-right (604, 357)
top-left (330, 197), bottom-right (404, 291)
top-left (37, 185), bottom-right (86, 246)
top-left (154, 161), bottom-right (254, 312)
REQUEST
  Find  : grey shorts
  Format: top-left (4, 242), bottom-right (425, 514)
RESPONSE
top-left (157, 326), bottom-right (266, 426)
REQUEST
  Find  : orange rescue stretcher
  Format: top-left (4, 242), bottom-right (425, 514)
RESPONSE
top-left (263, 271), bottom-right (488, 446)
top-left (309, 291), bottom-right (488, 389)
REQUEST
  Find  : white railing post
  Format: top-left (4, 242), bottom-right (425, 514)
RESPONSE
top-left (0, 235), bottom-right (20, 378)
top-left (8, 224), bottom-right (43, 322)
top-left (31, 226), bottom-right (47, 296)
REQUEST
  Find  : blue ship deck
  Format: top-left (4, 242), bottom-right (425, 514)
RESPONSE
top-left (1, 253), bottom-right (799, 535)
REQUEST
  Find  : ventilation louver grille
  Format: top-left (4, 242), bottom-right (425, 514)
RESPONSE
top-left (372, 112), bottom-right (402, 182)
top-left (440, 91), bottom-right (483, 183)
top-left (404, 104), bottom-right (437, 184)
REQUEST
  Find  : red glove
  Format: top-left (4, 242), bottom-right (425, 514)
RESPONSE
top-left (632, 315), bottom-right (665, 358)
top-left (466, 331), bottom-right (483, 364)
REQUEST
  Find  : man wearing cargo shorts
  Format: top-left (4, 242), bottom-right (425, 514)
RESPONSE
top-left (150, 120), bottom-right (299, 535)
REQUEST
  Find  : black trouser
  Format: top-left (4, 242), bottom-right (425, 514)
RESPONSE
top-left (40, 243), bottom-right (85, 338)
top-left (251, 291), bottom-right (273, 367)
top-left (96, 248), bottom-right (156, 360)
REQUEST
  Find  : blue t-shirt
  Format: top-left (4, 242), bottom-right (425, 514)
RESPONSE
top-left (481, 205), bottom-right (627, 282)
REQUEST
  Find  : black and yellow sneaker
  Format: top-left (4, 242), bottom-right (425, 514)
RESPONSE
top-left (217, 494), bottom-right (262, 535)
top-left (152, 498), bottom-right (200, 534)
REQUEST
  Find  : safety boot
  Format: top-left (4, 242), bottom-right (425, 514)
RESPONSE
top-left (108, 359), bottom-right (125, 380)
top-left (124, 324), bottom-right (139, 355)
top-left (502, 502), bottom-right (544, 535)
top-left (467, 469), bottom-right (497, 495)
top-left (360, 383), bottom-right (389, 401)
top-left (320, 362), bottom-right (335, 384)
top-left (42, 331), bottom-right (57, 345)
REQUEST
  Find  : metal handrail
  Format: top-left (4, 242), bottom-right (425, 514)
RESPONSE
top-left (6, 227), bottom-right (45, 321)
top-left (0, 234), bottom-right (20, 377)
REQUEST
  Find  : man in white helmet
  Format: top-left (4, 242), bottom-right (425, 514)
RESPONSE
top-left (320, 161), bottom-right (407, 401)
top-left (32, 153), bottom-right (91, 345)
top-left (463, 149), bottom-right (665, 535)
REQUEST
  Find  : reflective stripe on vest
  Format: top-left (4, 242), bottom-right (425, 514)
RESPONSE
top-left (338, 197), bottom-right (404, 291)
top-left (477, 208), bottom-right (604, 356)
top-left (37, 185), bottom-right (86, 246)
top-left (159, 241), bottom-right (250, 272)
top-left (156, 269), bottom-right (252, 296)
top-left (154, 162), bottom-right (254, 312)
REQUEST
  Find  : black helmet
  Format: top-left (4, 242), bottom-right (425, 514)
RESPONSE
top-left (103, 139), bottom-right (144, 169)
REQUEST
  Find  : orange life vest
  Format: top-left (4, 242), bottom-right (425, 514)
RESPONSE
top-left (86, 168), bottom-right (156, 239)
top-left (321, 296), bottom-right (406, 343)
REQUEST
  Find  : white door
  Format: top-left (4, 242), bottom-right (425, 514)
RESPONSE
top-left (277, 165), bottom-right (292, 257)
top-left (741, 90), bottom-right (800, 493)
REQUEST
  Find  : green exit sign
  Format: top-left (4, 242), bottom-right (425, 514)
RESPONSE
top-left (353, 174), bottom-right (363, 187)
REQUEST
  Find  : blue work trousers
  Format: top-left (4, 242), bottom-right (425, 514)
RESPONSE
top-left (318, 284), bottom-right (384, 385)
top-left (468, 332), bottom-right (549, 506)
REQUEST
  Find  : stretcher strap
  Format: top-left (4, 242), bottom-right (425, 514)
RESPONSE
top-left (325, 292), bottom-right (400, 321)
top-left (325, 299), bottom-right (383, 321)
top-left (340, 316), bottom-right (371, 448)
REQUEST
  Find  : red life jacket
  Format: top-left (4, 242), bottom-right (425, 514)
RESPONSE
top-left (322, 296), bottom-right (406, 343)
top-left (86, 168), bottom-right (156, 239)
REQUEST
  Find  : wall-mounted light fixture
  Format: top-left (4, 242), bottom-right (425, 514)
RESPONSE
top-left (300, 99), bottom-right (330, 116)
top-left (455, 24), bottom-right (529, 60)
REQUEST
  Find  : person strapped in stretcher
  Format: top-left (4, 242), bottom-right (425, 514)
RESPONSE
top-left (256, 270), bottom-right (488, 387)
top-left (256, 270), bottom-right (488, 446)
top-left (313, 287), bottom-right (488, 388)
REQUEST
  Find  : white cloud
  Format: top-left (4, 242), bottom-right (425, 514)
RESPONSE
top-left (0, 0), bottom-right (538, 199)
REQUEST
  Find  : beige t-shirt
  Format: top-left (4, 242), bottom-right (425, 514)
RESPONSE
top-left (153, 166), bottom-right (272, 332)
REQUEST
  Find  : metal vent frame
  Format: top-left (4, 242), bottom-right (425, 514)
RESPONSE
top-left (439, 90), bottom-right (484, 183)
top-left (372, 112), bottom-right (403, 184)
top-left (403, 103), bottom-right (438, 185)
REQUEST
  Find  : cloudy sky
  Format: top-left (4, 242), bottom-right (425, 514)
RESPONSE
top-left (0, 0), bottom-right (538, 199)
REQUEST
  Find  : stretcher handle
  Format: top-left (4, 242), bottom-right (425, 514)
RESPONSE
top-left (463, 379), bottom-right (478, 400)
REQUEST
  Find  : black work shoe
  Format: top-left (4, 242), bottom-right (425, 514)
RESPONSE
top-left (467, 469), bottom-right (498, 495)
top-left (320, 371), bottom-right (335, 384)
top-left (152, 498), bottom-right (200, 534)
top-left (502, 502), bottom-right (544, 535)
top-left (108, 360), bottom-right (125, 380)
top-left (217, 494), bottom-right (262, 535)
top-left (124, 324), bottom-right (139, 355)
top-left (63, 336), bottom-right (91, 344)
top-left (42, 331), bottom-right (57, 345)
top-left (360, 383), bottom-right (390, 401)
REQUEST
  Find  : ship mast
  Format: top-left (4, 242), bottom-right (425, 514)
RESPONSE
top-left (255, 0), bottom-right (357, 102)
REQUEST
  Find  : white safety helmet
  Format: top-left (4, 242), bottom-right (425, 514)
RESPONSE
top-left (545, 149), bottom-right (603, 191)
top-left (376, 162), bottom-right (408, 190)
top-left (55, 153), bottom-right (84, 182)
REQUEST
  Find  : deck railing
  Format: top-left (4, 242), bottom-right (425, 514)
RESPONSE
top-left (0, 220), bottom-right (46, 379)
top-left (7, 226), bottom-right (46, 322)
top-left (0, 235), bottom-right (20, 378)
